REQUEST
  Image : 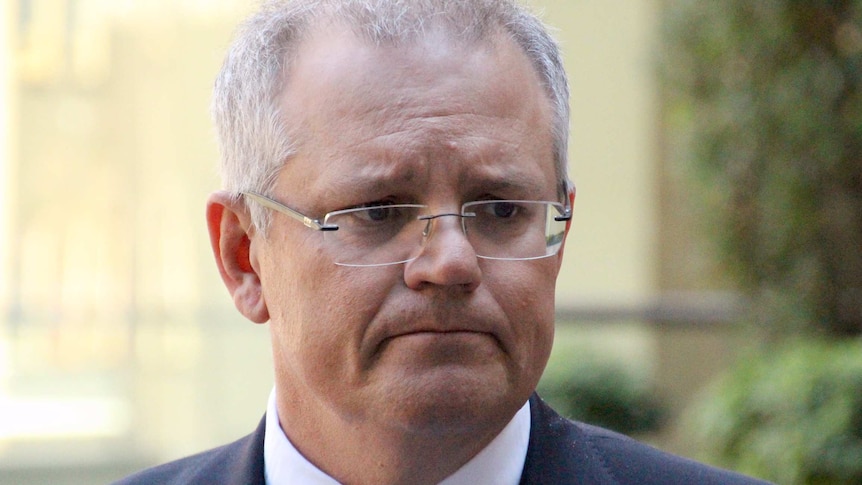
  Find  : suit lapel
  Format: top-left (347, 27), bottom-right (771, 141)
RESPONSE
top-left (519, 394), bottom-right (609, 485)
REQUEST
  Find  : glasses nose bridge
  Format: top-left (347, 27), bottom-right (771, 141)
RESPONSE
top-left (417, 211), bottom-right (470, 239)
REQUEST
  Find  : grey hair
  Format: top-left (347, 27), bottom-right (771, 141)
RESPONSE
top-left (211, 0), bottom-right (570, 230)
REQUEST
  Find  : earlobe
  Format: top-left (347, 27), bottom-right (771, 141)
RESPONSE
top-left (206, 191), bottom-right (270, 324)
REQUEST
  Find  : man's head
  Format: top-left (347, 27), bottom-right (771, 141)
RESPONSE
top-left (206, 1), bottom-right (572, 482)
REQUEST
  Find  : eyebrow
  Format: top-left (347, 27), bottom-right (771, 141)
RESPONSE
top-left (332, 155), bottom-right (552, 190)
top-left (320, 161), bottom-right (420, 200)
top-left (457, 164), bottom-right (550, 198)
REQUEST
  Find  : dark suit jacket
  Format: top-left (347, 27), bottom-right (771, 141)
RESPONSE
top-left (114, 394), bottom-right (771, 484)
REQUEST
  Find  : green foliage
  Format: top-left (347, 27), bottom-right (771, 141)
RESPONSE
top-left (684, 338), bottom-right (862, 485)
top-left (538, 355), bottom-right (664, 436)
top-left (663, 5), bottom-right (862, 479)
top-left (662, 0), bottom-right (862, 336)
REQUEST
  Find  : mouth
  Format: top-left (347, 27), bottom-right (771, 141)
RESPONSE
top-left (375, 329), bottom-right (502, 360)
top-left (365, 302), bottom-right (510, 364)
top-left (385, 328), bottom-right (495, 340)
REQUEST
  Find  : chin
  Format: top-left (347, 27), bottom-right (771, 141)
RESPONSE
top-left (379, 365), bottom-right (530, 435)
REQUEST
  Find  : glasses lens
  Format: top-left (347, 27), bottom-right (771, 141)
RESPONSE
top-left (321, 201), bottom-right (567, 266)
top-left (323, 205), bottom-right (426, 266)
top-left (463, 201), bottom-right (567, 260)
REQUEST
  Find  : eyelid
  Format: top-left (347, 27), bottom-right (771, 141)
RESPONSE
top-left (359, 199), bottom-right (400, 207)
top-left (471, 194), bottom-right (527, 204)
top-left (340, 197), bottom-right (401, 212)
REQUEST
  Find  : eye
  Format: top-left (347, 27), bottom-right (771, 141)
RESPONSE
top-left (487, 201), bottom-right (518, 218)
top-left (361, 204), bottom-right (398, 222)
top-left (344, 201), bottom-right (420, 227)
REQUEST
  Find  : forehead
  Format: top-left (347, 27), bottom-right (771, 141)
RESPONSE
top-left (277, 22), bottom-right (556, 199)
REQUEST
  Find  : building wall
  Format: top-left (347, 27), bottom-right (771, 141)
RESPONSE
top-left (540, 0), bottom-right (659, 309)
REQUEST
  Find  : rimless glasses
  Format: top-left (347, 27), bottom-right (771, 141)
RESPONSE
top-left (243, 192), bottom-right (572, 267)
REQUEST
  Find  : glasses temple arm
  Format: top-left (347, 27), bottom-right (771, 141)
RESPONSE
top-left (242, 192), bottom-right (338, 231)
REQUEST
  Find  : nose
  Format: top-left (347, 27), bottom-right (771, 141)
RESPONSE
top-left (403, 214), bottom-right (482, 291)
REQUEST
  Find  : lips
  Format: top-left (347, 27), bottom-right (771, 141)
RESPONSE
top-left (364, 302), bottom-right (509, 361)
top-left (383, 329), bottom-right (498, 346)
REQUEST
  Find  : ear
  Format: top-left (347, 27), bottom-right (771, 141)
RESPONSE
top-left (206, 190), bottom-right (270, 323)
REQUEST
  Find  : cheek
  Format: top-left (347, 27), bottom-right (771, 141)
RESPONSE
top-left (493, 258), bottom-right (557, 313)
top-left (267, 261), bottom-right (395, 374)
top-left (492, 262), bottom-right (557, 362)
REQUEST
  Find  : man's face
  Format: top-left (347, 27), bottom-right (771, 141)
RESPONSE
top-left (252, 26), bottom-right (566, 437)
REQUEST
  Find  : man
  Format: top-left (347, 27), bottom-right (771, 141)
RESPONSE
top-left (117, 0), bottom-right (770, 483)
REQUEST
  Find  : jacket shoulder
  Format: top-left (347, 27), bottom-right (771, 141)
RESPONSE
top-left (112, 416), bottom-right (266, 485)
top-left (522, 395), bottom-right (772, 485)
top-left (577, 421), bottom-right (770, 485)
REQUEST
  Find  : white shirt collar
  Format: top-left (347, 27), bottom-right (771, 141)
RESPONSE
top-left (264, 388), bottom-right (531, 485)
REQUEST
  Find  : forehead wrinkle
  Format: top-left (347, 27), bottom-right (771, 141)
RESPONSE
top-left (320, 156), bottom-right (423, 201)
top-left (351, 112), bottom-right (530, 154)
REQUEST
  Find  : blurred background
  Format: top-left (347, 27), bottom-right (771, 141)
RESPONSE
top-left (1, 1), bottom-right (860, 484)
